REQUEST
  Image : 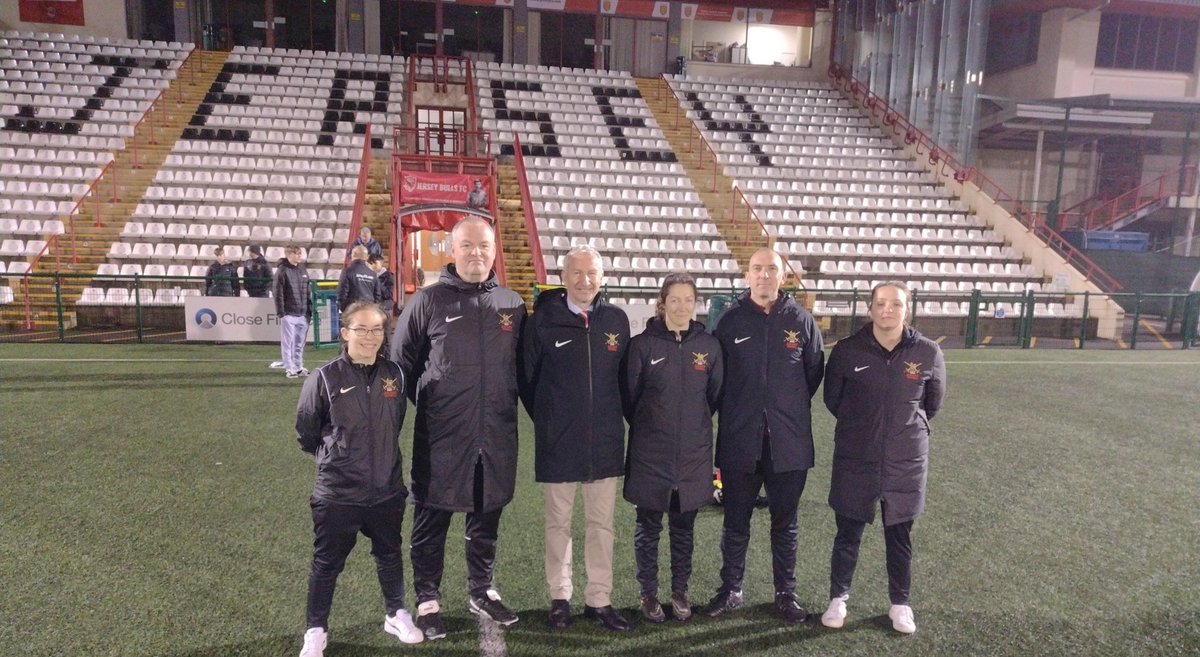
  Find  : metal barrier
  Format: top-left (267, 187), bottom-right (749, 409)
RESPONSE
top-left (0, 272), bottom-right (334, 344)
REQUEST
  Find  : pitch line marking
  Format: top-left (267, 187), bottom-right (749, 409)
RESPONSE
top-left (0, 357), bottom-right (273, 363)
top-left (477, 617), bottom-right (508, 657)
top-left (946, 360), bottom-right (1199, 365)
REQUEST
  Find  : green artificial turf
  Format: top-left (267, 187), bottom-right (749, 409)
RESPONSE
top-left (1, 344), bottom-right (1198, 656)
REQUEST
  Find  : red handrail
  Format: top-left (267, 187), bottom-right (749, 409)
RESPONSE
top-left (828, 64), bottom-right (1123, 293)
top-left (391, 126), bottom-right (492, 160)
top-left (344, 123), bottom-right (374, 267)
top-left (130, 89), bottom-right (168, 170)
top-left (513, 133), bottom-right (546, 284)
top-left (1083, 165), bottom-right (1196, 232)
top-left (20, 234), bottom-right (59, 329)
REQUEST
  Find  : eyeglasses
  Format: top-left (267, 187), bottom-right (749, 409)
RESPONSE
top-left (346, 327), bottom-right (386, 337)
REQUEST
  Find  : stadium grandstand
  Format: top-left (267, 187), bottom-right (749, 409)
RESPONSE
top-left (1, 0), bottom-right (1198, 348)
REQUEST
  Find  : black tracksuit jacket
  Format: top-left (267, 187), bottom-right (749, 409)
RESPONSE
top-left (295, 353), bottom-right (408, 505)
top-left (713, 290), bottom-right (825, 473)
top-left (623, 318), bottom-right (723, 513)
top-left (519, 288), bottom-right (630, 484)
top-left (390, 265), bottom-right (526, 512)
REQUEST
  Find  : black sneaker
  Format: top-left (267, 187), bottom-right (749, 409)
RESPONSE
top-left (641, 595), bottom-right (666, 623)
top-left (469, 589), bottom-right (519, 626)
top-left (415, 600), bottom-right (447, 640)
top-left (775, 591), bottom-right (808, 624)
top-left (702, 589), bottom-right (743, 618)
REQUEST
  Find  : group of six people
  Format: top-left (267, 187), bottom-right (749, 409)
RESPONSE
top-left (293, 216), bottom-right (946, 656)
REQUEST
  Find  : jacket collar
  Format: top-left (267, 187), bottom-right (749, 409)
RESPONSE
top-left (440, 264), bottom-right (497, 291)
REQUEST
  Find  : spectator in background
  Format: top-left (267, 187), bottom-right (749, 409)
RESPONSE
top-left (275, 245), bottom-right (311, 379)
top-left (368, 255), bottom-right (395, 317)
top-left (338, 246), bottom-right (382, 312)
top-left (242, 245), bottom-right (272, 298)
top-left (466, 180), bottom-right (489, 209)
top-left (519, 245), bottom-right (632, 632)
top-left (205, 246), bottom-right (241, 297)
top-left (623, 273), bottom-right (723, 625)
top-left (389, 217), bottom-right (527, 640)
top-left (353, 227), bottom-right (383, 260)
top-left (294, 301), bottom-right (423, 657)
top-left (819, 282), bottom-right (946, 636)
top-left (703, 247), bottom-right (824, 625)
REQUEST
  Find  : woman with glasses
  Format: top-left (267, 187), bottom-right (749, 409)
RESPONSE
top-left (294, 301), bottom-right (422, 657)
top-left (623, 273), bottom-right (724, 624)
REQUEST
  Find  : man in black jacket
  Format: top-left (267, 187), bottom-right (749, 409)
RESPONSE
top-left (703, 247), bottom-right (824, 624)
top-left (519, 245), bottom-right (632, 632)
top-left (337, 245), bottom-right (382, 312)
top-left (205, 246), bottom-right (241, 297)
top-left (390, 217), bottom-right (527, 640)
top-left (294, 302), bottom-right (422, 656)
top-left (819, 282), bottom-right (945, 635)
top-left (274, 245), bottom-right (311, 379)
top-left (242, 245), bottom-right (272, 298)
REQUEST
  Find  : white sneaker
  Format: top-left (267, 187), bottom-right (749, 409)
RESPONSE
top-left (298, 627), bottom-right (326, 657)
top-left (889, 604), bottom-right (916, 634)
top-left (385, 610), bottom-right (424, 644)
top-left (299, 368), bottom-right (310, 377)
top-left (821, 595), bottom-right (848, 629)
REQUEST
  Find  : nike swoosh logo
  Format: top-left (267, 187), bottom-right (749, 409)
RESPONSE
top-left (340, 386), bottom-right (356, 393)
top-left (854, 366), bottom-right (870, 372)
top-left (650, 357), bottom-right (665, 365)
top-left (445, 315), bottom-right (463, 323)
top-left (734, 336), bottom-right (750, 344)
top-left (555, 339), bottom-right (572, 348)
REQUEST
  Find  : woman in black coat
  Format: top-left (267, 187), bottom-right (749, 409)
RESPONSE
top-left (623, 273), bottom-right (723, 624)
top-left (819, 281), bottom-right (946, 635)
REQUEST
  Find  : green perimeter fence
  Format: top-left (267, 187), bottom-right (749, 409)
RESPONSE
top-left (2, 273), bottom-right (1197, 348)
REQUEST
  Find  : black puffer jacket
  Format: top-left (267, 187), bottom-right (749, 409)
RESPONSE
top-left (295, 353), bottom-right (408, 506)
top-left (823, 323), bottom-right (946, 526)
top-left (623, 318), bottom-right (723, 513)
top-left (337, 260), bottom-right (382, 310)
top-left (713, 290), bottom-right (824, 473)
top-left (242, 255), bottom-right (272, 297)
top-left (273, 258), bottom-right (310, 317)
top-left (205, 261), bottom-right (240, 297)
top-left (390, 265), bottom-right (526, 512)
top-left (519, 288), bottom-right (630, 484)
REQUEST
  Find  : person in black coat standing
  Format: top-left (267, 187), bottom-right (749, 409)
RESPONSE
top-left (519, 245), bottom-right (632, 632)
top-left (337, 245), bottom-right (382, 312)
top-left (294, 302), bottom-right (423, 657)
top-left (623, 273), bottom-right (722, 624)
top-left (204, 246), bottom-right (241, 297)
top-left (819, 281), bottom-right (945, 635)
top-left (242, 244), bottom-right (272, 298)
top-left (390, 217), bottom-right (526, 640)
top-left (703, 248), bottom-right (824, 624)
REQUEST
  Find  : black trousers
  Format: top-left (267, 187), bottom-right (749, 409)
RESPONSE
top-left (718, 457), bottom-right (808, 595)
top-left (829, 503), bottom-right (913, 605)
top-left (410, 462), bottom-right (503, 602)
top-left (306, 496), bottom-right (407, 630)
top-left (634, 494), bottom-right (698, 597)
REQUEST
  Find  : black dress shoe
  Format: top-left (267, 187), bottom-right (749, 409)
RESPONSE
top-left (775, 591), bottom-right (809, 624)
top-left (548, 599), bottom-right (572, 629)
top-left (583, 605), bottom-right (633, 632)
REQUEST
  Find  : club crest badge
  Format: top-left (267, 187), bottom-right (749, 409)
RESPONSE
top-left (605, 332), bottom-right (620, 352)
top-left (498, 313), bottom-right (514, 332)
top-left (382, 377), bottom-right (399, 398)
top-left (904, 361), bottom-right (922, 381)
top-left (692, 352), bottom-right (709, 372)
top-left (784, 329), bottom-right (801, 350)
